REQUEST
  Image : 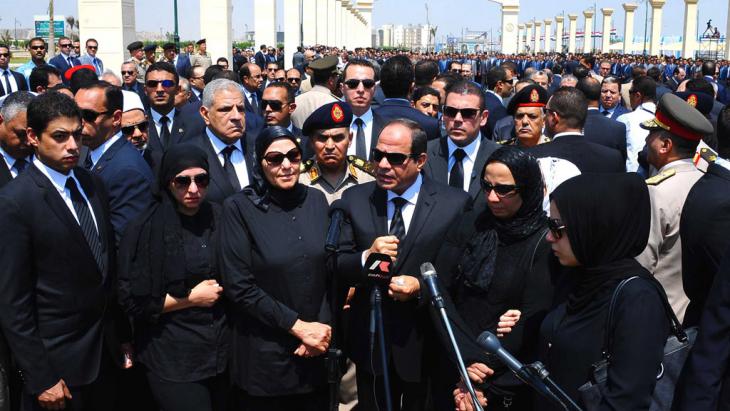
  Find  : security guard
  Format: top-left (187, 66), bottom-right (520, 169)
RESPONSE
top-left (635, 92), bottom-right (714, 323)
top-left (299, 101), bottom-right (374, 204)
top-left (291, 55), bottom-right (342, 129)
top-left (127, 41), bottom-right (146, 84)
top-left (498, 84), bottom-right (551, 148)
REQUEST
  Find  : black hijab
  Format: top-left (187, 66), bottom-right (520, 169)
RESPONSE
top-left (128, 143), bottom-right (212, 301)
top-left (550, 173), bottom-right (651, 313)
top-left (460, 146), bottom-right (547, 292)
top-left (244, 125), bottom-right (306, 210)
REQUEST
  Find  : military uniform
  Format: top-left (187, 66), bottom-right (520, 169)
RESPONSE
top-left (500, 85), bottom-right (551, 148)
top-left (127, 41), bottom-right (147, 84)
top-left (292, 56), bottom-right (341, 129)
top-left (497, 135), bottom-right (551, 147)
top-left (299, 156), bottom-right (375, 204)
top-left (189, 39), bottom-right (212, 70)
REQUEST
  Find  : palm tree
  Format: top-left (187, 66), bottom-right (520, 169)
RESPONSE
top-left (65, 16), bottom-right (79, 41)
top-left (48, 0), bottom-right (55, 59)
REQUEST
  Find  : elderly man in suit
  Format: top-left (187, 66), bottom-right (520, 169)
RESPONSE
top-left (0, 45), bottom-right (29, 96)
top-left (0, 91), bottom-right (129, 411)
top-left (48, 37), bottom-right (81, 84)
top-left (334, 118), bottom-right (470, 410)
top-left (78, 39), bottom-right (104, 76)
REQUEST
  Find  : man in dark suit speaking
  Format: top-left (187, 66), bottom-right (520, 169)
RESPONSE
top-left (334, 118), bottom-right (470, 410)
top-left (0, 92), bottom-right (124, 410)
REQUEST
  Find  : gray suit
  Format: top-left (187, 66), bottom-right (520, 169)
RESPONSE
top-left (79, 54), bottom-right (104, 76)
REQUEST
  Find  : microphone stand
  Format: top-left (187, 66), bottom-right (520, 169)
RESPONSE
top-left (517, 362), bottom-right (582, 411)
top-left (370, 286), bottom-right (393, 411)
top-left (325, 214), bottom-right (343, 411)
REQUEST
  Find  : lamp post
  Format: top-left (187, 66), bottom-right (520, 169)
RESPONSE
top-left (643, 0), bottom-right (649, 55)
top-left (173, 0), bottom-right (180, 47)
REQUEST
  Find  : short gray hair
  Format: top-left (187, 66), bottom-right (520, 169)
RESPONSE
top-left (202, 79), bottom-right (241, 108)
top-left (0, 91), bottom-right (35, 121)
top-left (100, 70), bottom-right (122, 86)
top-left (560, 74), bottom-right (578, 86)
top-left (179, 77), bottom-right (191, 93)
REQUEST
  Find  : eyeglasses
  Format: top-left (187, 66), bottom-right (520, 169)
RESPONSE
top-left (261, 99), bottom-right (287, 112)
top-left (343, 79), bottom-right (376, 89)
top-left (30, 45), bottom-right (46, 50)
top-left (442, 106), bottom-right (480, 120)
top-left (263, 148), bottom-right (302, 166)
top-left (146, 79), bottom-right (177, 88)
top-left (287, 77), bottom-right (301, 83)
top-left (267, 67), bottom-right (278, 72)
top-left (59, 43), bottom-right (72, 48)
top-left (480, 180), bottom-right (520, 197)
top-left (0, 53), bottom-right (9, 58)
top-left (172, 173), bottom-right (210, 189)
top-left (87, 46), bottom-right (98, 50)
top-left (275, 77), bottom-right (286, 82)
top-left (80, 109), bottom-right (111, 123)
top-left (547, 218), bottom-right (567, 239)
top-left (121, 70), bottom-right (135, 76)
top-left (371, 148), bottom-right (418, 166)
top-left (121, 121), bottom-right (149, 136)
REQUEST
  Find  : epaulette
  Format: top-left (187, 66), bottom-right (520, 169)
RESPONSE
top-left (645, 168), bottom-right (677, 185)
top-left (497, 138), bottom-right (516, 146)
top-left (348, 155), bottom-right (375, 176)
top-left (300, 158), bottom-right (314, 173)
top-left (699, 147), bottom-right (718, 164)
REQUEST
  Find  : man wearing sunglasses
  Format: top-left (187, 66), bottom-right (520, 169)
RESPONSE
top-left (144, 62), bottom-right (186, 154)
top-left (17, 37), bottom-right (48, 89)
top-left (341, 59), bottom-right (386, 161)
top-left (423, 80), bottom-right (498, 204)
top-left (120, 90), bottom-right (155, 167)
top-left (264, 62), bottom-right (279, 88)
top-left (75, 81), bottom-right (154, 242)
top-left (291, 55), bottom-right (341, 129)
top-left (333, 118), bottom-right (470, 411)
top-left (78, 39), bottom-right (104, 76)
top-left (482, 67), bottom-right (511, 138)
top-left (0, 44), bottom-right (29, 97)
top-left (286, 68), bottom-right (302, 95)
top-left (261, 82), bottom-right (310, 154)
top-left (48, 37), bottom-right (81, 85)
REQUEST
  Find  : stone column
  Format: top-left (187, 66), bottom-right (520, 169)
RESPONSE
top-left (601, 8), bottom-right (613, 52)
top-left (649, 0), bottom-right (665, 56)
top-left (284, 0), bottom-right (300, 69)
top-left (356, 0), bottom-right (374, 48)
top-left (682, 0), bottom-right (699, 58)
top-left (623, 3), bottom-right (638, 54)
top-left (534, 21), bottom-right (543, 53)
top-left (327, 0), bottom-right (336, 45)
top-left (254, 0), bottom-right (276, 50)
top-left (498, 0), bottom-right (520, 55)
top-left (302, 0), bottom-right (317, 46)
top-left (78, 0), bottom-right (136, 75)
top-left (525, 22), bottom-right (533, 53)
top-left (555, 15), bottom-right (564, 52)
top-left (568, 14), bottom-right (578, 53)
top-left (544, 19), bottom-right (552, 52)
top-left (583, 10), bottom-right (594, 53)
top-left (316, 0), bottom-right (328, 44)
top-left (334, 0), bottom-right (342, 47)
top-left (201, 0), bottom-right (232, 62)
top-left (517, 24), bottom-right (525, 53)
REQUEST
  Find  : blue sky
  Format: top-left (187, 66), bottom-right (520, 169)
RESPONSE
top-left (0, 0), bottom-right (726, 42)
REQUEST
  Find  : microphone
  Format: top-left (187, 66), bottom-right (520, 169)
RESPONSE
top-left (325, 200), bottom-right (345, 252)
top-left (364, 252), bottom-right (393, 286)
top-left (476, 331), bottom-right (525, 375)
top-left (419, 262), bottom-right (445, 309)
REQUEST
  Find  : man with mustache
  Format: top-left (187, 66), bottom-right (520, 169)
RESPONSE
top-left (498, 84), bottom-right (551, 148)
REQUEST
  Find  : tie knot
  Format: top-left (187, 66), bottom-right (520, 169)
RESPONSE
top-left (65, 177), bottom-right (78, 191)
top-left (453, 148), bottom-right (466, 161)
top-left (14, 158), bottom-right (27, 173)
top-left (354, 117), bottom-right (364, 127)
top-left (160, 115), bottom-right (170, 125)
top-left (392, 197), bottom-right (407, 209)
top-left (222, 145), bottom-right (237, 156)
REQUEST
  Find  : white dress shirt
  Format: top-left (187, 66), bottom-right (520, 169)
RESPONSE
top-left (0, 68), bottom-right (19, 94)
top-left (88, 132), bottom-right (123, 169)
top-left (387, 173), bottom-right (422, 236)
top-left (0, 146), bottom-right (30, 178)
top-left (617, 102), bottom-right (656, 172)
top-left (348, 108), bottom-right (374, 158)
top-left (150, 108), bottom-right (176, 141)
top-left (447, 134), bottom-right (481, 192)
top-left (206, 127), bottom-right (250, 189)
top-left (33, 157), bottom-right (98, 231)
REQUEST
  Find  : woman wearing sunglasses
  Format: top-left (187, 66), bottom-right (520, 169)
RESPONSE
top-left (442, 146), bottom-right (554, 411)
top-left (117, 143), bottom-right (230, 411)
top-left (217, 126), bottom-right (332, 410)
top-left (538, 173), bottom-right (669, 410)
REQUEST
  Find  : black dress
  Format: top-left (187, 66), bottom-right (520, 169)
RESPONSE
top-left (218, 185), bottom-right (330, 403)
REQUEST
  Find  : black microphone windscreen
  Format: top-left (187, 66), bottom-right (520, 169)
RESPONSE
top-left (477, 331), bottom-right (502, 354)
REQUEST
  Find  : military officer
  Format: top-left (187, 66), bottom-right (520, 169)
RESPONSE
top-left (498, 84), bottom-right (551, 148)
top-left (299, 101), bottom-right (374, 204)
top-left (127, 41), bottom-right (146, 84)
top-left (291, 56), bottom-right (342, 129)
top-left (635, 92), bottom-right (714, 323)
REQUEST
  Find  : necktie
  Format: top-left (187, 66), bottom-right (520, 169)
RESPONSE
top-left (250, 94), bottom-right (259, 112)
top-left (389, 197), bottom-right (407, 240)
top-left (3, 71), bottom-right (11, 95)
top-left (159, 115), bottom-right (171, 148)
top-left (602, 110), bottom-right (611, 117)
top-left (93, 58), bottom-right (100, 74)
top-left (84, 152), bottom-right (93, 170)
top-left (65, 178), bottom-right (104, 271)
top-left (67, 57), bottom-right (74, 67)
top-left (222, 145), bottom-right (242, 192)
top-left (449, 148), bottom-right (466, 190)
top-left (13, 158), bottom-right (27, 174)
top-left (353, 118), bottom-right (367, 159)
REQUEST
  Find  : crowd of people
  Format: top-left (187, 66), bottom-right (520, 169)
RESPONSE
top-left (1, 33), bottom-right (730, 411)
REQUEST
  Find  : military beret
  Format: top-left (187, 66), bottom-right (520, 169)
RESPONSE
top-left (641, 93), bottom-right (714, 141)
top-left (143, 44), bottom-right (157, 52)
top-left (308, 55), bottom-right (339, 73)
top-left (64, 64), bottom-right (96, 81)
top-left (302, 102), bottom-right (353, 137)
top-left (673, 91), bottom-right (713, 117)
top-left (507, 84), bottom-right (549, 116)
top-left (162, 42), bottom-right (176, 51)
top-left (196, 38), bottom-right (206, 45)
top-left (127, 41), bottom-right (143, 52)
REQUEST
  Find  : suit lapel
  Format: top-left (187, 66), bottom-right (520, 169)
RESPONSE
top-left (146, 111), bottom-right (164, 152)
top-left (75, 169), bottom-right (109, 276)
top-left (430, 138), bottom-right (450, 185)
top-left (395, 179), bottom-right (436, 270)
top-left (369, 187), bottom-right (388, 237)
top-left (468, 139), bottom-right (491, 198)
top-left (171, 110), bottom-right (186, 145)
top-left (201, 135), bottom-right (235, 195)
top-left (0, 161), bottom-right (12, 187)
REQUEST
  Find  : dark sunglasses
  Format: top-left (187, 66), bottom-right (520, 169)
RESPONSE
top-left (0, 53), bottom-right (9, 58)
top-left (172, 173), bottom-right (210, 189)
top-left (121, 70), bottom-right (135, 76)
top-left (263, 148), bottom-right (302, 166)
top-left (121, 121), bottom-right (149, 136)
top-left (261, 99), bottom-right (285, 112)
top-left (80, 109), bottom-right (111, 123)
top-left (59, 43), bottom-right (72, 48)
top-left (480, 180), bottom-right (520, 197)
top-left (442, 106), bottom-right (480, 120)
top-left (371, 148), bottom-right (418, 166)
top-left (287, 77), bottom-right (301, 83)
top-left (145, 79), bottom-right (177, 88)
top-left (547, 218), bottom-right (567, 239)
top-left (87, 46), bottom-right (98, 50)
top-left (30, 45), bottom-right (46, 50)
top-left (275, 77), bottom-right (286, 82)
top-left (343, 79), bottom-right (376, 89)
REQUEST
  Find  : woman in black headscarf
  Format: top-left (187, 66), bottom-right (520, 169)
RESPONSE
top-left (437, 146), bottom-right (554, 411)
top-left (117, 143), bottom-right (229, 411)
top-left (538, 173), bottom-right (670, 410)
top-left (217, 126), bottom-right (332, 410)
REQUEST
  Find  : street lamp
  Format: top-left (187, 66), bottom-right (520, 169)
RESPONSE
top-left (642, 0), bottom-right (649, 55)
top-left (173, 0), bottom-right (180, 47)
top-left (14, 18), bottom-right (19, 49)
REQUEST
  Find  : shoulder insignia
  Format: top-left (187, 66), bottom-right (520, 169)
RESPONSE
top-left (300, 158), bottom-right (314, 173)
top-left (645, 168), bottom-right (677, 185)
top-left (700, 147), bottom-right (718, 164)
top-left (348, 155), bottom-right (375, 176)
top-left (497, 138), bottom-right (516, 145)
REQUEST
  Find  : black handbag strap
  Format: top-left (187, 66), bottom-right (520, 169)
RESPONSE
top-left (601, 276), bottom-right (688, 361)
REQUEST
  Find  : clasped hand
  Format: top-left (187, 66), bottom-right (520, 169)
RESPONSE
top-left (290, 319), bottom-right (331, 358)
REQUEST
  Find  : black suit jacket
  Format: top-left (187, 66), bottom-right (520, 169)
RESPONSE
top-left (146, 108), bottom-right (187, 155)
top-left (335, 177), bottom-right (470, 382)
top-left (482, 91), bottom-right (508, 140)
top-left (0, 162), bottom-right (12, 187)
top-left (527, 133), bottom-right (625, 173)
top-left (364, 110), bottom-right (390, 160)
top-left (187, 130), bottom-right (257, 204)
top-left (584, 109), bottom-right (628, 160)
top-left (0, 165), bottom-right (116, 394)
top-left (374, 99), bottom-right (440, 141)
top-left (0, 70), bottom-right (29, 96)
top-left (491, 115), bottom-right (514, 142)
